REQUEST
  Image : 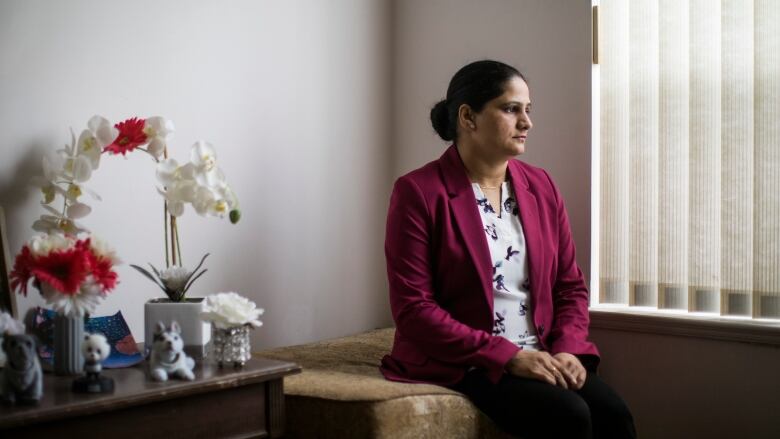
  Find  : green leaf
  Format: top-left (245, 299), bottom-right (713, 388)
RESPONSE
top-left (130, 264), bottom-right (166, 293)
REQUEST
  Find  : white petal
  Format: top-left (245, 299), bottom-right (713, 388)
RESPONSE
top-left (77, 129), bottom-right (101, 169)
top-left (178, 163), bottom-right (197, 181)
top-left (72, 155), bottom-right (93, 182)
top-left (170, 180), bottom-right (198, 203)
top-left (193, 186), bottom-right (215, 215)
top-left (67, 202), bottom-right (91, 219)
top-left (145, 116), bottom-right (175, 139)
top-left (82, 185), bottom-right (102, 201)
top-left (42, 204), bottom-right (62, 217)
top-left (168, 200), bottom-right (185, 217)
top-left (42, 152), bottom-right (65, 181)
top-left (147, 138), bottom-right (166, 159)
top-left (87, 115), bottom-right (110, 132)
top-left (156, 158), bottom-right (179, 186)
top-left (32, 218), bottom-right (58, 233)
top-left (190, 141), bottom-right (217, 170)
top-left (88, 116), bottom-right (118, 147)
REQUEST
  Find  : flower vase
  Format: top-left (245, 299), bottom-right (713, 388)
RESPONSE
top-left (145, 298), bottom-right (211, 359)
top-left (53, 313), bottom-right (84, 375)
top-left (209, 325), bottom-right (252, 368)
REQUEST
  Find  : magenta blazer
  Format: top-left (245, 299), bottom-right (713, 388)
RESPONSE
top-left (380, 145), bottom-right (599, 386)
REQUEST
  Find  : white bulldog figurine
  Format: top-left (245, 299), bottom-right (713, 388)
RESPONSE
top-left (149, 321), bottom-right (195, 382)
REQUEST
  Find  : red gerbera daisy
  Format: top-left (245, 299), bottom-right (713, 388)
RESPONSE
top-left (10, 246), bottom-right (34, 296)
top-left (104, 117), bottom-right (147, 156)
top-left (29, 247), bottom-right (90, 295)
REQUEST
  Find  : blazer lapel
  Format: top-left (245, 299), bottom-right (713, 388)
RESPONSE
top-left (440, 146), bottom-right (494, 310)
top-left (508, 161), bottom-right (543, 312)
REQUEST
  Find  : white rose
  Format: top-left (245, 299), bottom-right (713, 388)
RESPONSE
top-left (201, 292), bottom-right (263, 329)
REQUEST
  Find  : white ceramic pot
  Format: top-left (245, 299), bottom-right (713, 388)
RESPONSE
top-left (144, 298), bottom-right (211, 359)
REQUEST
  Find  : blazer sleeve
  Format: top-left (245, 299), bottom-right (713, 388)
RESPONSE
top-left (385, 176), bottom-right (519, 383)
top-left (543, 171), bottom-right (596, 357)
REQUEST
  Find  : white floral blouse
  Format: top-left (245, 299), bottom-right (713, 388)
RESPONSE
top-left (472, 181), bottom-right (540, 350)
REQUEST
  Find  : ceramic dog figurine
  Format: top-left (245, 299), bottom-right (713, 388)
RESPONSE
top-left (1, 333), bottom-right (43, 404)
top-left (82, 333), bottom-right (110, 378)
top-left (149, 321), bottom-right (195, 382)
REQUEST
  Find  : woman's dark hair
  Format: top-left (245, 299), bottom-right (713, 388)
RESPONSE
top-left (430, 60), bottom-right (526, 142)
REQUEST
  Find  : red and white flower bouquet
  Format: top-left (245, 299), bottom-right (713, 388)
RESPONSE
top-left (10, 234), bottom-right (119, 317)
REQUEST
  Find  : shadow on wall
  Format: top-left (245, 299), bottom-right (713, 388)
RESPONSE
top-left (0, 142), bottom-right (49, 241)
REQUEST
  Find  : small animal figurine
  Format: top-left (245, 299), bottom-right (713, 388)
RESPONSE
top-left (72, 333), bottom-right (114, 393)
top-left (149, 321), bottom-right (195, 382)
top-left (1, 333), bottom-right (43, 404)
top-left (82, 333), bottom-right (110, 378)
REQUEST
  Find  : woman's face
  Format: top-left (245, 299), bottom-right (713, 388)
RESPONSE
top-left (468, 76), bottom-right (533, 159)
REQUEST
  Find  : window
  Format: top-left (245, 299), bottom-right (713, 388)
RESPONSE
top-left (593, 0), bottom-right (779, 320)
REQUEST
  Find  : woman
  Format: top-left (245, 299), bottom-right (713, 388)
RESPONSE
top-left (381, 60), bottom-right (636, 439)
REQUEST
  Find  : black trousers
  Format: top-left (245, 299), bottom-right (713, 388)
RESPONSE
top-left (452, 367), bottom-right (637, 439)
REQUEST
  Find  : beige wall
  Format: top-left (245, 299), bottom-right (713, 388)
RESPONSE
top-left (0, 0), bottom-right (394, 348)
top-left (392, 0), bottom-right (594, 282)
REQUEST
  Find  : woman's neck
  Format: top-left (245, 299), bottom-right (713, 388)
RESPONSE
top-left (457, 143), bottom-right (508, 188)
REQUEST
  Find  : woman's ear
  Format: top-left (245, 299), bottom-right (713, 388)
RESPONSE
top-left (458, 104), bottom-right (477, 132)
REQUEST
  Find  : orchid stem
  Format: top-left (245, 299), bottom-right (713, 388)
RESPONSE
top-left (175, 222), bottom-right (182, 266)
top-left (163, 145), bottom-right (171, 268)
top-left (164, 200), bottom-right (170, 268)
top-left (170, 215), bottom-right (178, 266)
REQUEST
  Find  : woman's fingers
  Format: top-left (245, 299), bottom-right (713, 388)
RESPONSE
top-left (535, 367), bottom-right (556, 386)
top-left (551, 366), bottom-right (568, 389)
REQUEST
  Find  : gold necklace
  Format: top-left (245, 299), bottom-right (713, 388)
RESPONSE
top-left (479, 185), bottom-right (500, 190)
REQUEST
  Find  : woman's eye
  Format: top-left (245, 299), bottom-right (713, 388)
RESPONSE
top-left (505, 106), bottom-right (519, 113)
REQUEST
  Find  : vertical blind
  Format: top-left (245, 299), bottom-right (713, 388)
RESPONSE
top-left (598, 0), bottom-right (780, 318)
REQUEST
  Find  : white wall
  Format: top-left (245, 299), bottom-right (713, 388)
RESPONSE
top-left (393, 0), bottom-right (594, 281)
top-left (0, 0), bottom-right (394, 348)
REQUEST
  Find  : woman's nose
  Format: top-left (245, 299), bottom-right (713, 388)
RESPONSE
top-left (518, 114), bottom-right (532, 130)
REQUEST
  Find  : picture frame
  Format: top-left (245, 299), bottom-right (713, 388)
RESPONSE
top-left (0, 206), bottom-right (17, 317)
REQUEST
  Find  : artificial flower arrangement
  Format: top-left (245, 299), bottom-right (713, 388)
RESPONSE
top-left (10, 234), bottom-right (119, 317)
top-left (9, 116), bottom-right (124, 316)
top-left (11, 115), bottom-right (240, 305)
top-left (200, 292), bottom-right (263, 367)
top-left (200, 292), bottom-right (264, 329)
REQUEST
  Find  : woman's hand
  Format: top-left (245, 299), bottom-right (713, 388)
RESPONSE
top-left (552, 352), bottom-right (587, 390)
top-left (505, 350), bottom-right (575, 389)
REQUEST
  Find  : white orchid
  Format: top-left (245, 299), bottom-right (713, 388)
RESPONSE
top-left (144, 116), bottom-right (175, 159)
top-left (76, 115), bottom-right (116, 170)
top-left (155, 142), bottom-right (239, 220)
top-left (200, 292), bottom-right (264, 329)
top-left (32, 214), bottom-right (87, 235)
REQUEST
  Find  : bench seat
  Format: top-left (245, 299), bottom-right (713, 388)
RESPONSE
top-left (258, 328), bottom-right (512, 438)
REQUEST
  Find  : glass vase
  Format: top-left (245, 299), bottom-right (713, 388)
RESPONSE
top-left (209, 325), bottom-right (251, 368)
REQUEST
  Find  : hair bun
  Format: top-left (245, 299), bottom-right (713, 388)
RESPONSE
top-left (430, 99), bottom-right (452, 141)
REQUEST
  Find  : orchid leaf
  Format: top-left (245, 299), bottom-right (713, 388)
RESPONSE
top-left (147, 263), bottom-right (161, 278)
top-left (183, 253), bottom-right (209, 286)
top-left (129, 264), bottom-right (166, 293)
top-left (183, 268), bottom-right (208, 294)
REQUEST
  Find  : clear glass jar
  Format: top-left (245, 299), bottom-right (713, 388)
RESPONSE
top-left (209, 324), bottom-right (252, 368)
